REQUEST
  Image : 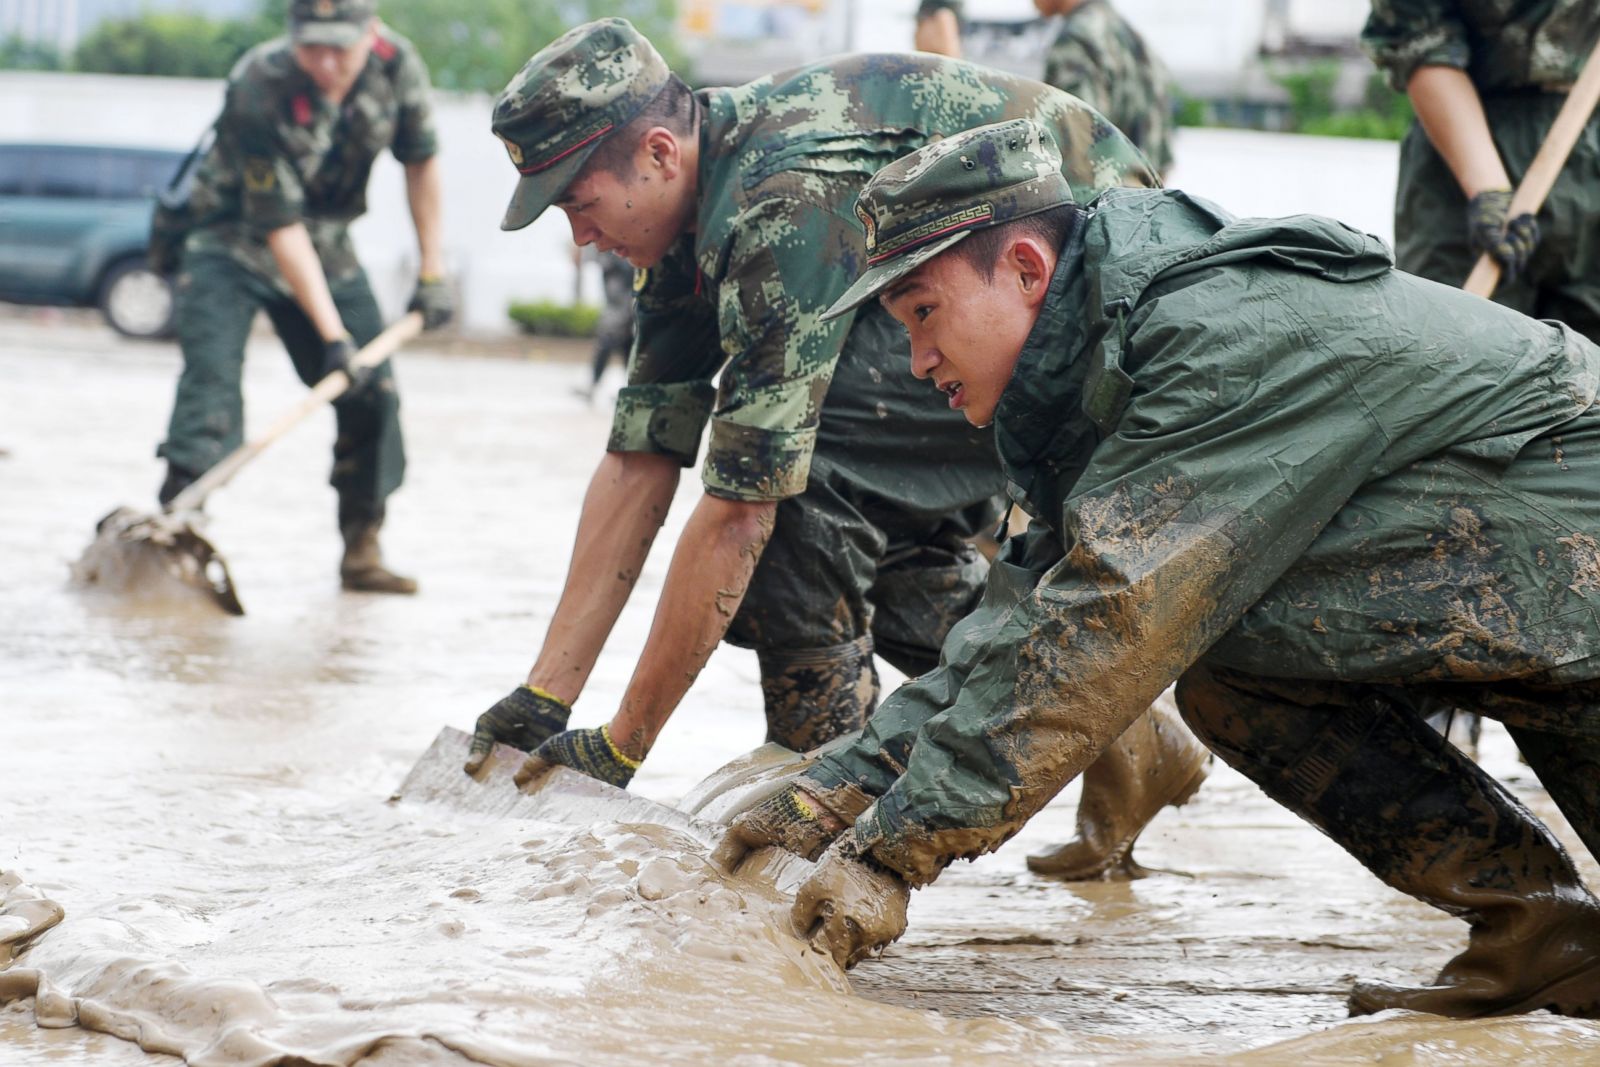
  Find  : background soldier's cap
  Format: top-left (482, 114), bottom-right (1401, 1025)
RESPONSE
top-left (822, 119), bottom-right (1073, 321)
top-left (288, 0), bottom-right (376, 47)
top-left (491, 18), bottom-right (672, 232)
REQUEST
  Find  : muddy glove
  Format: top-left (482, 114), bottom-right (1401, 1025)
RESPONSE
top-left (407, 274), bottom-right (454, 331)
top-left (463, 685), bottom-right (572, 774)
top-left (1466, 188), bottom-right (1539, 282)
top-left (516, 724), bottom-right (641, 789)
top-left (791, 838), bottom-right (910, 970)
top-left (711, 784), bottom-right (849, 872)
top-left (320, 335), bottom-right (378, 393)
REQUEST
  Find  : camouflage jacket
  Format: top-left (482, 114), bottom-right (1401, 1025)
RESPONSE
top-left (185, 27), bottom-right (437, 289)
top-left (1043, 0), bottom-right (1173, 175)
top-left (607, 53), bottom-right (1158, 502)
top-left (1363, 0), bottom-right (1600, 93)
top-left (804, 189), bottom-right (1600, 885)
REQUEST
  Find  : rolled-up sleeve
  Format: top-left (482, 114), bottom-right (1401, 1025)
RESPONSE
top-left (1361, 0), bottom-right (1471, 92)
top-left (701, 196), bottom-right (856, 501)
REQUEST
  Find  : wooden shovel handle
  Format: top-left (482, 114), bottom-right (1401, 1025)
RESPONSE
top-left (1464, 34), bottom-right (1600, 297)
top-left (166, 311), bottom-right (425, 514)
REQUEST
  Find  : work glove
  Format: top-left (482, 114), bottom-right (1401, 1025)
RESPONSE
top-left (320, 334), bottom-right (379, 393)
top-left (791, 838), bottom-right (910, 970)
top-left (710, 783), bottom-right (849, 872)
top-left (463, 684), bottom-right (572, 775)
top-left (408, 274), bottom-right (454, 331)
top-left (1466, 188), bottom-right (1539, 282)
top-left (515, 724), bottom-right (641, 790)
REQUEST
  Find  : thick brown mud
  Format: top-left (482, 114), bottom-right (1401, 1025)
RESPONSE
top-left (4, 317), bottom-right (1600, 1065)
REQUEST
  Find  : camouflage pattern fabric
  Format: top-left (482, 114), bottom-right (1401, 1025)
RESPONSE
top-left (803, 187), bottom-right (1600, 885)
top-left (160, 252), bottom-right (404, 513)
top-left (289, 0), bottom-right (377, 46)
top-left (1042, 0), bottom-right (1174, 176)
top-left (1362, 0), bottom-right (1599, 93)
top-left (1363, 2), bottom-right (1600, 341)
top-left (183, 27), bottom-right (438, 295)
top-left (607, 52), bottom-right (1159, 503)
top-left (915, 1), bottom-right (962, 19)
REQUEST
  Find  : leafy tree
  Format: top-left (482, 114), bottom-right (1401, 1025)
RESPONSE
top-left (72, 13), bottom-right (254, 77)
top-left (0, 35), bottom-right (63, 71)
top-left (253, 0), bottom-right (686, 94)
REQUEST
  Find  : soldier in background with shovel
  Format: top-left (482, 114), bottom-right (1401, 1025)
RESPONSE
top-left (153, 0), bottom-right (452, 595)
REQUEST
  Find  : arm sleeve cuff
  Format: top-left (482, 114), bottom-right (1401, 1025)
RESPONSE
top-left (607, 381), bottom-right (716, 465)
top-left (700, 419), bottom-right (816, 502)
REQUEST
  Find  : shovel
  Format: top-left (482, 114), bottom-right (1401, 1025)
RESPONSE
top-left (1463, 34), bottom-right (1600, 298)
top-left (72, 312), bottom-right (424, 616)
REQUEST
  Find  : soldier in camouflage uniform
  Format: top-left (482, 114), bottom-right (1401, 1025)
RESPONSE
top-left (157, 0), bottom-right (452, 594)
top-left (1034, 0), bottom-right (1174, 178)
top-left (718, 118), bottom-right (1600, 1017)
top-left (1363, 1), bottom-right (1600, 337)
top-left (464, 19), bottom-right (1206, 880)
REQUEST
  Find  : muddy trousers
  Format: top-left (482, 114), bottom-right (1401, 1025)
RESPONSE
top-left (732, 515), bottom-right (992, 754)
top-left (1177, 661), bottom-right (1600, 1017)
top-left (158, 253), bottom-right (405, 524)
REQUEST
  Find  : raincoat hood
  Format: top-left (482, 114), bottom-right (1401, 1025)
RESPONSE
top-left (993, 189), bottom-right (1393, 519)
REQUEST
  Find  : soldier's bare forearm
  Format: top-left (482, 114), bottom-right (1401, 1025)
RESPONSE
top-left (1407, 65), bottom-right (1512, 198)
top-left (403, 158), bottom-right (445, 278)
top-left (607, 493), bottom-right (777, 758)
top-left (266, 223), bottom-right (345, 341)
top-left (526, 451), bottom-right (680, 704)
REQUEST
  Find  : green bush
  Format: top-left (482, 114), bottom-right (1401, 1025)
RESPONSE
top-left (508, 300), bottom-right (600, 337)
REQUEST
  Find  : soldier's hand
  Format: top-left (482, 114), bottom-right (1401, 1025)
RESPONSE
top-left (463, 685), bottom-right (573, 775)
top-left (408, 274), bottom-right (454, 331)
top-left (791, 839), bottom-right (910, 970)
top-left (516, 724), bottom-right (641, 790)
top-left (711, 784), bottom-right (848, 873)
top-left (320, 334), bottom-right (379, 392)
top-left (1466, 189), bottom-right (1539, 281)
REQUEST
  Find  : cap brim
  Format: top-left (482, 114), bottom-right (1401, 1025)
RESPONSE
top-left (820, 230), bottom-right (973, 322)
top-left (498, 147), bottom-right (595, 232)
top-left (291, 20), bottom-right (365, 46)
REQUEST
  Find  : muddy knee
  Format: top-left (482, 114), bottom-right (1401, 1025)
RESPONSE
top-left (757, 636), bottom-right (877, 753)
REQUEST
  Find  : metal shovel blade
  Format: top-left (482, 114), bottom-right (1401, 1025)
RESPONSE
top-left (71, 506), bottom-right (244, 616)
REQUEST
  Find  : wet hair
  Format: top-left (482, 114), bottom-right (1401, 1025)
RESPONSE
top-left (947, 203), bottom-right (1080, 281)
top-left (585, 75), bottom-right (697, 180)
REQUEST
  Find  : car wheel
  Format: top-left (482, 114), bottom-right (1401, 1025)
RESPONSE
top-left (98, 258), bottom-right (176, 339)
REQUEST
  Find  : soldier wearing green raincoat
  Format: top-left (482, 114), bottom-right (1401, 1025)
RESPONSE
top-left (461, 18), bottom-right (1207, 880)
top-left (718, 118), bottom-right (1600, 1021)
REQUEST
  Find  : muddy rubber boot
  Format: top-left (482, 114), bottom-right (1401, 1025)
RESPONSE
top-left (1176, 665), bottom-right (1600, 1020)
top-left (756, 636), bottom-right (878, 753)
top-left (1025, 694), bottom-right (1210, 880)
top-left (339, 519), bottom-right (418, 595)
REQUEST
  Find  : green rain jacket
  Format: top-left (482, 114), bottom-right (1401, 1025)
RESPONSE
top-left (805, 189), bottom-right (1600, 885)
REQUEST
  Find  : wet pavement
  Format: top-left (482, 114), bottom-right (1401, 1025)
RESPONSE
top-left (3, 316), bottom-right (1599, 1065)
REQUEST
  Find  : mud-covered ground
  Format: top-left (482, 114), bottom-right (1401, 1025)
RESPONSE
top-left (4, 310), bottom-right (1600, 1066)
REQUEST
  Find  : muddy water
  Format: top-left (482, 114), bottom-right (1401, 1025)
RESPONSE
top-left (4, 316), bottom-right (1600, 1065)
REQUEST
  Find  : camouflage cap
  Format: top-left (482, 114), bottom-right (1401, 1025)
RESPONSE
top-left (288, 0), bottom-right (376, 47)
top-left (491, 18), bottom-right (672, 232)
top-left (822, 119), bottom-right (1074, 321)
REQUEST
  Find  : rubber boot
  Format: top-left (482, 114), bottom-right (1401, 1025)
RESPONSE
top-left (756, 636), bottom-right (877, 753)
top-left (1026, 693), bottom-right (1211, 880)
top-left (1177, 664), bottom-right (1600, 1020)
top-left (339, 512), bottom-right (417, 595)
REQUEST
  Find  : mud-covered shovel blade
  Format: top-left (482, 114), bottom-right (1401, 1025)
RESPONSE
top-left (71, 506), bottom-right (244, 615)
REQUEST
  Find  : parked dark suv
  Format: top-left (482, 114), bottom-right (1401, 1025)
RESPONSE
top-left (0, 143), bottom-right (187, 338)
